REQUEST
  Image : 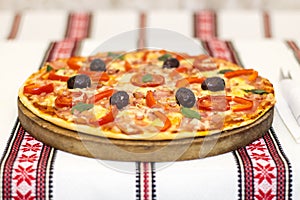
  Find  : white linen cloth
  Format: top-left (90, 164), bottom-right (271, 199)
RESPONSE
top-left (280, 79), bottom-right (300, 126)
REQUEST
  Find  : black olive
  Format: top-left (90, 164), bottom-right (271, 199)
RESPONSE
top-left (201, 77), bottom-right (225, 92)
top-left (90, 58), bottom-right (106, 71)
top-left (175, 87), bottom-right (196, 108)
top-left (67, 74), bottom-right (91, 89)
top-left (110, 91), bottom-right (129, 109)
top-left (162, 58), bottom-right (180, 69)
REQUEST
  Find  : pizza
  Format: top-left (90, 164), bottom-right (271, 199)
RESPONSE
top-left (18, 49), bottom-right (275, 140)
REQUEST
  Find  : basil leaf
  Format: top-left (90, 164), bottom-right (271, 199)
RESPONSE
top-left (158, 54), bottom-right (172, 61)
top-left (107, 52), bottom-right (124, 60)
top-left (181, 107), bottom-right (201, 120)
top-left (243, 89), bottom-right (268, 95)
top-left (71, 102), bottom-right (94, 114)
top-left (46, 65), bottom-right (53, 72)
top-left (218, 69), bottom-right (234, 74)
top-left (142, 74), bottom-right (153, 83)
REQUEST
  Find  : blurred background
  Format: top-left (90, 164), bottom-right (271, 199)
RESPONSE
top-left (1, 0), bottom-right (300, 10)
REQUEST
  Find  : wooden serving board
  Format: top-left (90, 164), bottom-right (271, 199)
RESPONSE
top-left (18, 99), bottom-right (274, 162)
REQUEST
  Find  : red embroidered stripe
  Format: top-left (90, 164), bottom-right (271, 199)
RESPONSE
top-left (286, 40), bottom-right (300, 63)
top-left (65, 12), bottom-right (92, 40)
top-left (263, 11), bottom-right (272, 38)
top-left (202, 40), bottom-right (241, 65)
top-left (136, 162), bottom-right (156, 200)
top-left (0, 39), bottom-right (78, 199)
top-left (1, 122), bottom-right (25, 199)
top-left (202, 39), bottom-right (292, 200)
top-left (138, 12), bottom-right (147, 50)
top-left (194, 10), bottom-right (217, 40)
top-left (47, 39), bottom-right (78, 61)
top-left (7, 13), bottom-right (21, 40)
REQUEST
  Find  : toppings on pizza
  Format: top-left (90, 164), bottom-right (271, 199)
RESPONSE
top-left (109, 91), bottom-right (129, 110)
top-left (131, 72), bottom-right (165, 87)
top-left (67, 74), bottom-right (91, 89)
top-left (162, 58), bottom-right (180, 69)
top-left (90, 58), bottom-right (106, 72)
top-left (23, 83), bottom-right (54, 95)
top-left (201, 77), bottom-right (225, 91)
top-left (18, 49), bottom-right (276, 140)
top-left (175, 87), bottom-right (196, 108)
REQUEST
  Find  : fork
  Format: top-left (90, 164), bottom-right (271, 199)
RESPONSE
top-left (279, 68), bottom-right (292, 81)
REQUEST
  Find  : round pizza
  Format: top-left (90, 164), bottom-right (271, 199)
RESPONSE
top-left (18, 49), bottom-right (275, 140)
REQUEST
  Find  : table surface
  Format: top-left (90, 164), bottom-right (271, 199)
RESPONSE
top-left (0, 9), bottom-right (300, 200)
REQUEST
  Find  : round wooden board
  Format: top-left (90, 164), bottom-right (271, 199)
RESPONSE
top-left (18, 99), bottom-right (274, 162)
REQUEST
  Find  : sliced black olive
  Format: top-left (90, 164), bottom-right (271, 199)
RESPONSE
top-left (110, 91), bottom-right (129, 109)
top-left (67, 74), bottom-right (91, 89)
top-left (90, 58), bottom-right (106, 71)
top-left (175, 87), bottom-right (196, 108)
top-left (201, 77), bottom-right (225, 92)
top-left (162, 58), bottom-right (180, 69)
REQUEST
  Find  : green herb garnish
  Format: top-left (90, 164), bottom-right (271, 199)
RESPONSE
top-left (142, 74), bottom-right (153, 83)
top-left (46, 65), bottom-right (53, 72)
top-left (71, 102), bottom-right (94, 114)
top-left (181, 107), bottom-right (201, 120)
top-left (218, 69), bottom-right (234, 74)
top-left (107, 52), bottom-right (124, 60)
top-left (158, 54), bottom-right (172, 61)
top-left (243, 89), bottom-right (268, 95)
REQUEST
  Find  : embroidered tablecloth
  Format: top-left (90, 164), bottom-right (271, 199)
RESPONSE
top-left (0, 10), bottom-right (300, 200)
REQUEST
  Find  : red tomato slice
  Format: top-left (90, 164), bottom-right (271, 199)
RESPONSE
top-left (193, 56), bottom-right (217, 71)
top-left (55, 95), bottom-right (73, 108)
top-left (23, 83), bottom-right (54, 95)
top-left (197, 95), bottom-right (230, 111)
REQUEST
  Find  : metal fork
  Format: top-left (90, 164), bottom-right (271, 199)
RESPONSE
top-left (279, 68), bottom-right (292, 81)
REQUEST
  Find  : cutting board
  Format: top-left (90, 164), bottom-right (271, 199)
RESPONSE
top-left (18, 99), bottom-right (274, 162)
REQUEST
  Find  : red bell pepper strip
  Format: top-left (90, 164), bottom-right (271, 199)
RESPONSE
top-left (89, 89), bottom-right (114, 104)
top-left (98, 72), bottom-right (110, 82)
top-left (124, 60), bottom-right (132, 72)
top-left (153, 111), bottom-right (172, 132)
top-left (23, 83), bottom-right (54, 95)
top-left (97, 110), bottom-right (115, 126)
top-left (175, 66), bottom-right (188, 73)
top-left (67, 56), bottom-right (86, 70)
top-left (145, 90), bottom-right (157, 108)
top-left (224, 69), bottom-right (254, 79)
top-left (142, 51), bottom-right (150, 61)
top-left (176, 77), bottom-right (205, 87)
top-left (79, 71), bottom-right (110, 82)
top-left (248, 70), bottom-right (258, 82)
top-left (48, 72), bottom-right (69, 81)
top-left (227, 96), bottom-right (253, 112)
top-left (197, 95), bottom-right (253, 112)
